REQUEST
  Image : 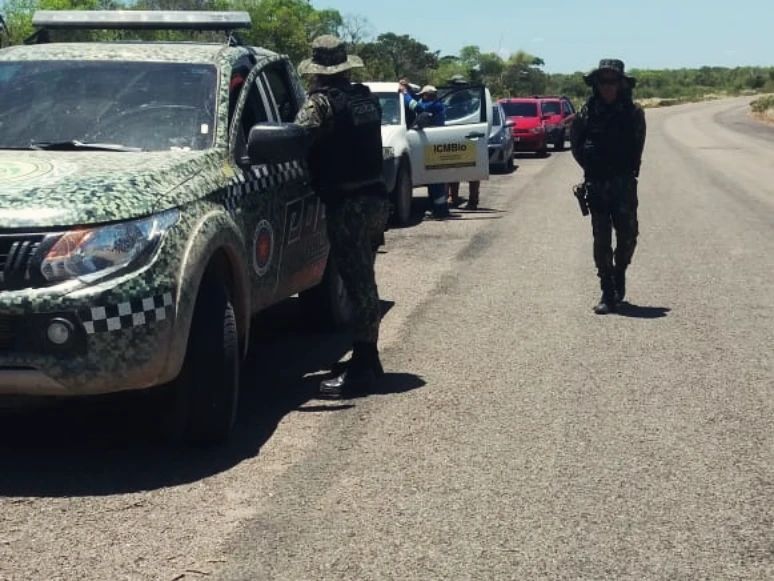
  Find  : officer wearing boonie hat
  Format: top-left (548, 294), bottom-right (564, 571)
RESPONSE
top-left (582, 58), bottom-right (638, 88)
top-left (571, 59), bottom-right (647, 315)
top-left (296, 36), bottom-right (390, 398)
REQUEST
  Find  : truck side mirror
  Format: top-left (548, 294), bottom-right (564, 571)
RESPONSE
top-left (247, 123), bottom-right (308, 165)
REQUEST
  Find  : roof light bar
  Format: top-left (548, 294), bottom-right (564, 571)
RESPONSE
top-left (31, 10), bottom-right (252, 32)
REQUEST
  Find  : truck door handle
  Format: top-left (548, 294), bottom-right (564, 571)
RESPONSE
top-left (465, 132), bottom-right (486, 139)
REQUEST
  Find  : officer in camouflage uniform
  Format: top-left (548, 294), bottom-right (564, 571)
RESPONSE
top-left (296, 36), bottom-right (390, 397)
top-left (571, 59), bottom-right (647, 315)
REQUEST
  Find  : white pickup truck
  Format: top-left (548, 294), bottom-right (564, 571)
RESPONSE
top-left (366, 82), bottom-right (493, 225)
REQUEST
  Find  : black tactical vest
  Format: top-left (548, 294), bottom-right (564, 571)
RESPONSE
top-left (309, 83), bottom-right (386, 204)
top-left (583, 98), bottom-right (639, 179)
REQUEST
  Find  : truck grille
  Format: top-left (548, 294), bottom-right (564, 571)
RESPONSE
top-left (0, 234), bottom-right (45, 291)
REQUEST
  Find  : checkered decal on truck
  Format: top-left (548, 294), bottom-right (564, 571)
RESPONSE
top-left (80, 292), bottom-right (174, 335)
top-left (224, 160), bottom-right (306, 214)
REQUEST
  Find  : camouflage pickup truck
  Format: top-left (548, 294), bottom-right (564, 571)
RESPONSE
top-left (0, 11), bottom-right (349, 443)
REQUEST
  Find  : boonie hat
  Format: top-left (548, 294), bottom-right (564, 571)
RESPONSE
top-left (418, 85), bottom-right (438, 96)
top-left (584, 59), bottom-right (637, 87)
top-left (298, 35), bottom-right (364, 76)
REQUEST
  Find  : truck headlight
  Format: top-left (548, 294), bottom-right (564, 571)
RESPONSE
top-left (382, 146), bottom-right (396, 160)
top-left (40, 209), bottom-right (180, 284)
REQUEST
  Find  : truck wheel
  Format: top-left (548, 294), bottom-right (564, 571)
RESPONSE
top-left (391, 162), bottom-right (412, 227)
top-left (506, 153), bottom-right (515, 172)
top-left (171, 280), bottom-right (240, 445)
top-left (299, 253), bottom-right (353, 331)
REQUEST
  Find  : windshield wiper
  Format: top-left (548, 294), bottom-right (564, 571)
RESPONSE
top-left (29, 140), bottom-right (142, 152)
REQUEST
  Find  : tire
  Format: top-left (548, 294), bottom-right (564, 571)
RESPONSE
top-left (299, 253), bottom-right (354, 331)
top-left (170, 280), bottom-right (240, 445)
top-left (391, 161), bottom-right (412, 227)
top-left (506, 153), bottom-right (515, 172)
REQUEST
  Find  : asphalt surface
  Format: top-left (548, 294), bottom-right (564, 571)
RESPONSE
top-left (1, 97), bottom-right (772, 580)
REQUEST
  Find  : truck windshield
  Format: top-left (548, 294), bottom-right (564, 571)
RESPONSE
top-left (374, 93), bottom-right (402, 126)
top-left (501, 102), bottom-right (538, 117)
top-left (0, 60), bottom-right (217, 151)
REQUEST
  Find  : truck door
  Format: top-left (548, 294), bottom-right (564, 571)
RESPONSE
top-left (260, 61), bottom-right (328, 300)
top-left (406, 85), bottom-right (491, 187)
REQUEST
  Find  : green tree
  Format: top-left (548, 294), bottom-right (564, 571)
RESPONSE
top-left (359, 32), bottom-right (438, 85)
top-left (234, 0), bottom-right (341, 64)
top-left (338, 13), bottom-right (372, 49)
top-left (428, 55), bottom-right (466, 86)
top-left (0, 0), bottom-right (120, 44)
top-left (500, 50), bottom-right (546, 97)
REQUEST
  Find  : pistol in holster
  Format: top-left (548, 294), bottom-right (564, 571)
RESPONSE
top-left (573, 182), bottom-right (590, 217)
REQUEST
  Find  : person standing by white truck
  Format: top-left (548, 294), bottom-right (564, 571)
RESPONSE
top-left (366, 81), bottom-right (492, 225)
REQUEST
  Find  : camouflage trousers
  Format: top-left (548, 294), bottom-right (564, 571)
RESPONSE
top-left (326, 194), bottom-right (389, 343)
top-left (587, 176), bottom-right (639, 291)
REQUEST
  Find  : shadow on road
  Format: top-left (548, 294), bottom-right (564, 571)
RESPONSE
top-left (514, 152), bottom-right (552, 160)
top-left (0, 298), bottom-right (425, 498)
top-left (391, 184), bottom-right (512, 230)
top-left (616, 302), bottom-right (671, 319)
top-left (455, 212), bottom-right (505, 221)
top-left (458, 208), bottom-right (505, 214)
top-left (490, 164), bottom-right (519, 175)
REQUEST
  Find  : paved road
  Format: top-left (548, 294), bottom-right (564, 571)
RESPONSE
top-left (1, 98), bottom-right (772, 580)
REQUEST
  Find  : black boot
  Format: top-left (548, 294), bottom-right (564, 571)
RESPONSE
top-left (319, 343), bottom-right (381, 399)
top-left (594, 277), bottom-right (617, 315)
top-left (594, 294), bottom-right (617, 315)
top-left (614, 268), bottom-right (626, 304)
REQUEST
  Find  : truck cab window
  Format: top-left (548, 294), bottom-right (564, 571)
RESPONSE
top-left (264, 66), bottom-right (298, 122)
top-left (234, 79), bottom-right (268, 163)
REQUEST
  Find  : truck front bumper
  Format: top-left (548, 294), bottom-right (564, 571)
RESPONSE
top-left (0, 278), bottom-right (177, 397)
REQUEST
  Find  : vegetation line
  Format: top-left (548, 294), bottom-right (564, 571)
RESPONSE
top-left (1, 0), bottom-right (772, 106)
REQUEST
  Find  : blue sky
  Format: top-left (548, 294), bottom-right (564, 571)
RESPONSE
top-left (313, 0), bottom-right (773, 73)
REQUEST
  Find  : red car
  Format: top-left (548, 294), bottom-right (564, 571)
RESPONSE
top-left (499, 97), bottom-right (549, 156)
top-left (539, 96), bottom-right (576, 150)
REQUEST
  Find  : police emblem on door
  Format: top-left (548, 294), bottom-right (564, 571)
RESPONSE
top-left (253, 219), bottom-right (274, 277)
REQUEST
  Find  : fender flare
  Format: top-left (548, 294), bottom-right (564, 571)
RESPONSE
top-left (161, 208), bottom-right (251, 382)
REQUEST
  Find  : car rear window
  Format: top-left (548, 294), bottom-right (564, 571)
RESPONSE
top-left (541, 101), bottom-right (561, 115)
top-left (501, 101), bottom-right (538, 117)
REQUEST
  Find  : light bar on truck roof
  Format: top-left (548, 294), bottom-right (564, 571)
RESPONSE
top-left (31, 10), bottom-right (252, 32)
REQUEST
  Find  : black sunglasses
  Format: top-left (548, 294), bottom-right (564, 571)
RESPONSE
top-left (598, 77), bottom-right (621, 86)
